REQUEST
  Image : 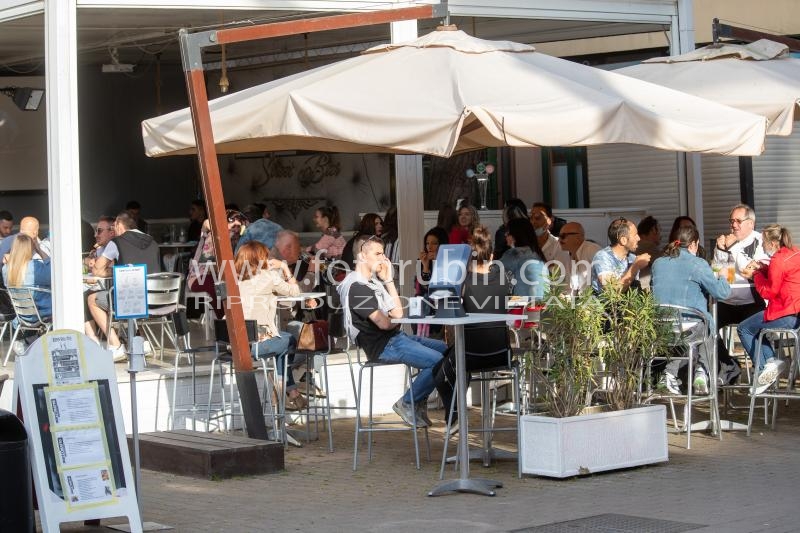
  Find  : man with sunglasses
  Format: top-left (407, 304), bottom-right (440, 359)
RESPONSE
top-left (338, 235), bottom-right (446, 427)
top-left (591, 218), bottom-right (650, 293)
top-left (713, 204), bottom-right (768, 384)
top-left (558, 222), bottom-right (601, 293)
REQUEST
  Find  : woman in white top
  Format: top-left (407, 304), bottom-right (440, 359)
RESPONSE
top-left (235, 241), bottom-right (306, 410)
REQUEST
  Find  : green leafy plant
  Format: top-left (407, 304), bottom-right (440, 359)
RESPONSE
top-left (597, 280), bottom-right (673, 411)
top-left (529, 288), bottom-right (606, 418)
top-left (528, 279), bottom-right (673, 417)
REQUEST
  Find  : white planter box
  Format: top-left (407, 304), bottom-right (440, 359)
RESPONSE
top-left (520, 404), bottom-right (668, 478)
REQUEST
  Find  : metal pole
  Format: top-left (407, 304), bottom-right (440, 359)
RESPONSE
top-left (127, 320), bottom-right (141, 517)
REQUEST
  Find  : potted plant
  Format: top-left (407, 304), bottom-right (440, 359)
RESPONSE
top-left (519, 281), bottom-right (673, 478)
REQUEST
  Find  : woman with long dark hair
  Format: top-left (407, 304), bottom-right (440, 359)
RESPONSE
top-left (499, 218), bottom-right (547, 298)
top-left (341, 213), bottom-right (383, 267)
top-left (309, 205), bottom-right (346, 259)
top-left (448, 204), bottom-right (480, 245)
top-left (652, 224), bottom-right (730, 394)
top-left (434, 225), bottom-right (511, 425)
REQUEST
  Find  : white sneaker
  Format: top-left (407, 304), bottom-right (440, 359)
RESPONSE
top-left (693, 367), bottom-right (710, 395)
top-left (12, 340), bottom-right (26, 356)
top-left (110, 344), bottom-right (127, 363)
top-left (657, 372), bottom-right (681, 395)
top-left (756, 358), bottom-right (786, 391)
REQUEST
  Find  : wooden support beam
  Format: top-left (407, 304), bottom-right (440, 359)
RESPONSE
top-left (178, 4), bottom-right (448, 439)
top-left (215, 5), bottom-right (445, 46)
top-left (713, 18), bottom-right (800, 51)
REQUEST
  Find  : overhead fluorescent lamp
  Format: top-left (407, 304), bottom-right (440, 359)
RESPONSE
top-left (0, 87), bottom-right (44, 111)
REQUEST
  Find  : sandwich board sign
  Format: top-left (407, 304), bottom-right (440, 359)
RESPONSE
top-left (14, 330), bottom-right (142, 532)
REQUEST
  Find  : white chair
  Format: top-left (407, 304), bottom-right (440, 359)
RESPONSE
top-left (3, 287), bottom-right (52, 366)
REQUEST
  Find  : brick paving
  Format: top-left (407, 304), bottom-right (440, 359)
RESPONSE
top-left (52, 399), bottom-right (800, 533)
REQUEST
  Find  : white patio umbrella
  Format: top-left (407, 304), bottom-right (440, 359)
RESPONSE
top-left (142, 27), bottom-right (767, 157)
top-left (618, 39), bottom-right (800, 136)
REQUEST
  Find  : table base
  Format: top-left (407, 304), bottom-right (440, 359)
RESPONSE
top-left (690, 419), bottom-right (748, 432)
top-left (446, 447), bottom-right (517, 466)
top-left (428, 477), bottom-right (502, 497)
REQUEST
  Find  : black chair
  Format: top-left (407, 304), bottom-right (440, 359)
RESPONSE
top-left (206, 319), bottom-right (284, 441)
top-left (170, 311), bottom-right (216, 431)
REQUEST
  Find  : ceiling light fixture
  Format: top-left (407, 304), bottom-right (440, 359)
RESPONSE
top-left (219, 44), bottom-right (230, 93)
top-left (102, 47), bottom-right (135, 74)
top-left (0, 87), bottom-right (44, 111)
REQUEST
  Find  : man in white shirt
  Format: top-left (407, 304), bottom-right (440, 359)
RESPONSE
top-left (558, 222), bottom-right (602, 292)
top-left (713, 204), bottom-right (768, 383)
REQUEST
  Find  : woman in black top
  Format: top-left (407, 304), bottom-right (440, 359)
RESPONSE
top-left (434, 225), bottom-right (512, 424)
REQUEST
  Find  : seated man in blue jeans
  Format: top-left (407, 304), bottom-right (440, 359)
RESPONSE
top-left (339, 235), bottom-right (446, 427)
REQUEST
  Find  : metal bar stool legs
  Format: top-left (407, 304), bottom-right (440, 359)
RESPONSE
top-left (747, 328), bottom-right (800, 435)
top-left (353, 362), bottom-right (429, 471)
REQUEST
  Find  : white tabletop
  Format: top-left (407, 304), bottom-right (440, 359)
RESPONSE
top-left (158, 242), bottom-right (197, 248)
top-left (393, 313), bottom-right (518, 326)
top-left (276, 292), bottom-right (326, 302)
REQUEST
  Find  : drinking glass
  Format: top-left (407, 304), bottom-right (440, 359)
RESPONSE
top-left (726, 262), bottom-right (736, 284)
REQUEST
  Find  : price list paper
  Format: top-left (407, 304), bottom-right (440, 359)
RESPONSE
top-left (113, 264), bottom-right (148, 319)
top-left (45, 382), bottom-right (118, 510)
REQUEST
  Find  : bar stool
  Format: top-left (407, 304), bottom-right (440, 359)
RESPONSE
top-left (289, 346), bottom-right (334, 451)
top-left (747, 325), bottom-right (800, 435)
top-left (352, 346), bottom-right (430, 471)
top-left (647, 304), bottom-right (721, 449)
top-left (206, 319), bottom-right (283, 441)
top-left (170, 311), bottom-right (216, 431)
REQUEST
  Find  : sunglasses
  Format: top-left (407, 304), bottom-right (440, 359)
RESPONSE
top-left (95, 227), bottom-right (113, 234)
top-left (360, 235), bottom-right (383, 252)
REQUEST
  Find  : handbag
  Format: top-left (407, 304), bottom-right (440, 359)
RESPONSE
top-left (298, 320), bottom-right (329, 351)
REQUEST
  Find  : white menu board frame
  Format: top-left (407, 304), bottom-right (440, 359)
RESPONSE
top-left (13, 330), bottom-right (142, 532)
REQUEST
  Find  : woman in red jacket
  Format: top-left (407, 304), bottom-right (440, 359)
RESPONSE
top-left (738, 224), bottom-right (800, 392)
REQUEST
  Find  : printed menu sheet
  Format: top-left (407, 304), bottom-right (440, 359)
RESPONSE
top-left (45, 333), bottom-right (84, 385)
top-left (45, 382), bottom-right (117, 510)
top-left (113, 264), bottom-right (148, 319)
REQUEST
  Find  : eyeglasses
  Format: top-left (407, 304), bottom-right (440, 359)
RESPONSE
top-left (360, 235), bottom-right (383, 252)
top-left (226, 210), bottom-right (247, 224)
top-left (558, 232), bottom-right (579, 240)
top-left (95, 227), bottom-right (112, 234)
top-left (729, 217), bottom-right (752, 225)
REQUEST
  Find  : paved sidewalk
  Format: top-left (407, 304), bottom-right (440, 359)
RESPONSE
top-left (52, 400), bottom-right (800, 533)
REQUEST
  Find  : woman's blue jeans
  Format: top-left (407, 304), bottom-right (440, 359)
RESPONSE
top-left (379, 333), bottom-right (447, 405)
top-left (255, 332), bottom-right (297, 390)
top-left (738, 312), bottom-right (800, 370)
